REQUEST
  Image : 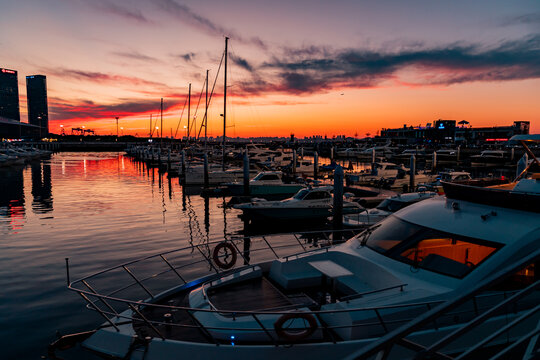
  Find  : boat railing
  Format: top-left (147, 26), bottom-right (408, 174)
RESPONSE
top-left (67, 228), bottom-right (533, 347)
top-left (346, 246), bottom-right (540, 360)
top-left (340, 283), bottom-right (408, 301)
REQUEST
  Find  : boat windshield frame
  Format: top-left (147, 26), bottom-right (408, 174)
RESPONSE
top-left (376, 198), bottom-right (407, 212)
top-left (293, 188), bottom-right (310, 200)
top-left (355, 216), bottom-right (503, 279)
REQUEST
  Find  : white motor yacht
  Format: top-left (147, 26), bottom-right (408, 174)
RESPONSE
top-left (346, 162), bottom-right (408, 186)
top-left (233, 186), bottom-right (362, 221)
top-left (343, 191), bottom-right (437, 227)
top-left (184, 167), bottom-right (258, 185)
top-left (223, 171), bottom-right (306, 197)
top-left (470, 150), bottom-right (508, 167)
top-left (62, 173), bottom-right (540, 360)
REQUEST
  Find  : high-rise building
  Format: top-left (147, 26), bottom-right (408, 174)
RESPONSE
top-left (0, 68), bottom-right (20, 121)
top-left (26, 75), bottom-right (48, 136)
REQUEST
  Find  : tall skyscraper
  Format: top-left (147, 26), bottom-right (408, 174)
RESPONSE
top-left (26, 75), bottom-right (48, 136)
top-left (0, 68), bottom-right (20, 121)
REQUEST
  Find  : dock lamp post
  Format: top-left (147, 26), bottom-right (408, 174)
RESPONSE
top-left (115, 117), bottom-right (119, 141)
top-left (37, 116), bottom-right (42, 139)
top-left (120, 127), bottom-right (124, 136)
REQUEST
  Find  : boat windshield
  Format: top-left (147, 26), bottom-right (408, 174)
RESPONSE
top-left (376, 199), bottom-right (408, 212)
top-left (293, 189), bottom-right (310, 200)
top-left (355, 216), bottom-right (502, 278)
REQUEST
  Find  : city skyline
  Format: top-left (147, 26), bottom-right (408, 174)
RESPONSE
top-left (1, 0), bottom-right (539, 137)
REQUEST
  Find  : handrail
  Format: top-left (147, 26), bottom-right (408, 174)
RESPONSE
top-left (69, 228), bottom-right (540, 349)
top-left (345, 245), bottom-right (540, 360)
top-left (341, 283), bottom-right (408, 301)
top-left (70, 228), bottom-right (361, 285)
top-left (73, 282), bottom-right (447, 316)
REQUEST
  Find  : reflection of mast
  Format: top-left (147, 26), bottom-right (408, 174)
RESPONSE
top-left (31, 162), bottom-right (53, 213)
top-left (204, 196), bottom-right (210, 237)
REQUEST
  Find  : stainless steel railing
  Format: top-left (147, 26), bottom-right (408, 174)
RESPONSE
top-left (67, 229), bottom-right (536, 349)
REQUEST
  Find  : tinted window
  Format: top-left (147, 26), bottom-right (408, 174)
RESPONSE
top-left (293, 189), bottom-right (310, 199)
top-left (357, 216), bottom-right (502, 278)
top-left (304, 191), bottom-right (330, 200)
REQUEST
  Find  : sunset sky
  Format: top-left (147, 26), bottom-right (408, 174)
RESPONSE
top-left (1, 0), bottom-right (539, 137)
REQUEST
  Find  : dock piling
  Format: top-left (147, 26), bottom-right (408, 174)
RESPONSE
top-left (314, 151), bottom-right (319, 179)
top-left (243, 151), bottom-right (250, 196)
top-left (292, 149), bottom-right (297, 176)
top-left (203, 153), bottom-right (209, 188)
top-left (333, 166), bottom-right (344, 237)
top-left (167, 148), bottom-right (171, 173)
top-left (409, 155), bottom-right (416, 192)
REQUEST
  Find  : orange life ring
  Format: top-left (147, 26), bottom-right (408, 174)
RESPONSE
top-left (212, 242), bottom-right (237, 270)
top-left (274, 313), bottom-right (317, 342)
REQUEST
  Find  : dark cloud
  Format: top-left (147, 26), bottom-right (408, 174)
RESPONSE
top-left (255, 34), bottom-right (540, 94)
top-left (49, 97), bottom-right (178, 120)
top-left (151, 0), bottom-right (267, 49)
top-left (230, 54), bottom-right (254, 72)
top-left (112, 51), bottom-right (161, 63)
top-left (172, 52), bottom-right (196, 62)
top-left (86, 0), bottom-right (151, 23)
top-left (42, 67), bottom-right (168, 89)
top-left (501, 13), bottom-right (540, 26)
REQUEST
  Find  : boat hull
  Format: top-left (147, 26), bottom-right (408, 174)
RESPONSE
top-left (226, 183), bottom-right (305, 197)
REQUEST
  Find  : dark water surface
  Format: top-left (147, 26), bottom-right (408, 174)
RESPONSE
top-left (0, 152), bottom-right (251, 359)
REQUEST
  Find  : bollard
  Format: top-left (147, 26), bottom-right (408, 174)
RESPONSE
top-left (300, 147), bottom-right (304, 159)
top-left (314, 151), bottom-right (319, 180)
top-left (243, 151), bottom-right (250, 196)
top-left (409, 155), bottom-right (416, 192)
top-left (203, 153), bottom-right (209, 188)
top-left (330, 146), bottom-right (334, 161)
top-left (371, 148), bottom-right (376, 164)
top-left (333, 165), bottom-right (344, 236)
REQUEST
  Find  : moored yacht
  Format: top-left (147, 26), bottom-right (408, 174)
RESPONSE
top-left (470, 149), bottom-right (509, 167)
top-left (223, 171), bottom-right (306, 197)
top-left (233, 186), bottom-right (362, 221)
top-left (343, 191), bottom-right (437, 227)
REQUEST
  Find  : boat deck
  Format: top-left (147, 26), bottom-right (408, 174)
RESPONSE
top-left (134, 276), bottom-right (320, 343)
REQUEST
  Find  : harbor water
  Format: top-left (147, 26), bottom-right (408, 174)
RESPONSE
top-left (0, 152), bottom-right (253, 359)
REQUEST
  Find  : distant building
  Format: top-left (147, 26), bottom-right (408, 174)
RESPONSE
top-left (0, 116), bottom-right (40, 138)
top-left (0, 68), bottom-right (20, 121)
top-left (26, 75), bottom-right (49, 136)
top-left (380, 120), bottom-right (529, 145)
top-left (455, 121), bottom-right (530, 143)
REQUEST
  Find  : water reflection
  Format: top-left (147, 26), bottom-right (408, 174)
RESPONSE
top-left (31, 162), bottom-right (53, 214)
top-left (0, 165), bottom-right (25, 232)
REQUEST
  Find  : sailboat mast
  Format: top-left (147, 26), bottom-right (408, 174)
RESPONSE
top-left (188, 83), bottom-right (191, 142)
top-left (149, 114), bottom-right (152, 138)
top-left (204, 69), bottom-right (209, 149)
top-left (222, 37), bottom-right (228, 170)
